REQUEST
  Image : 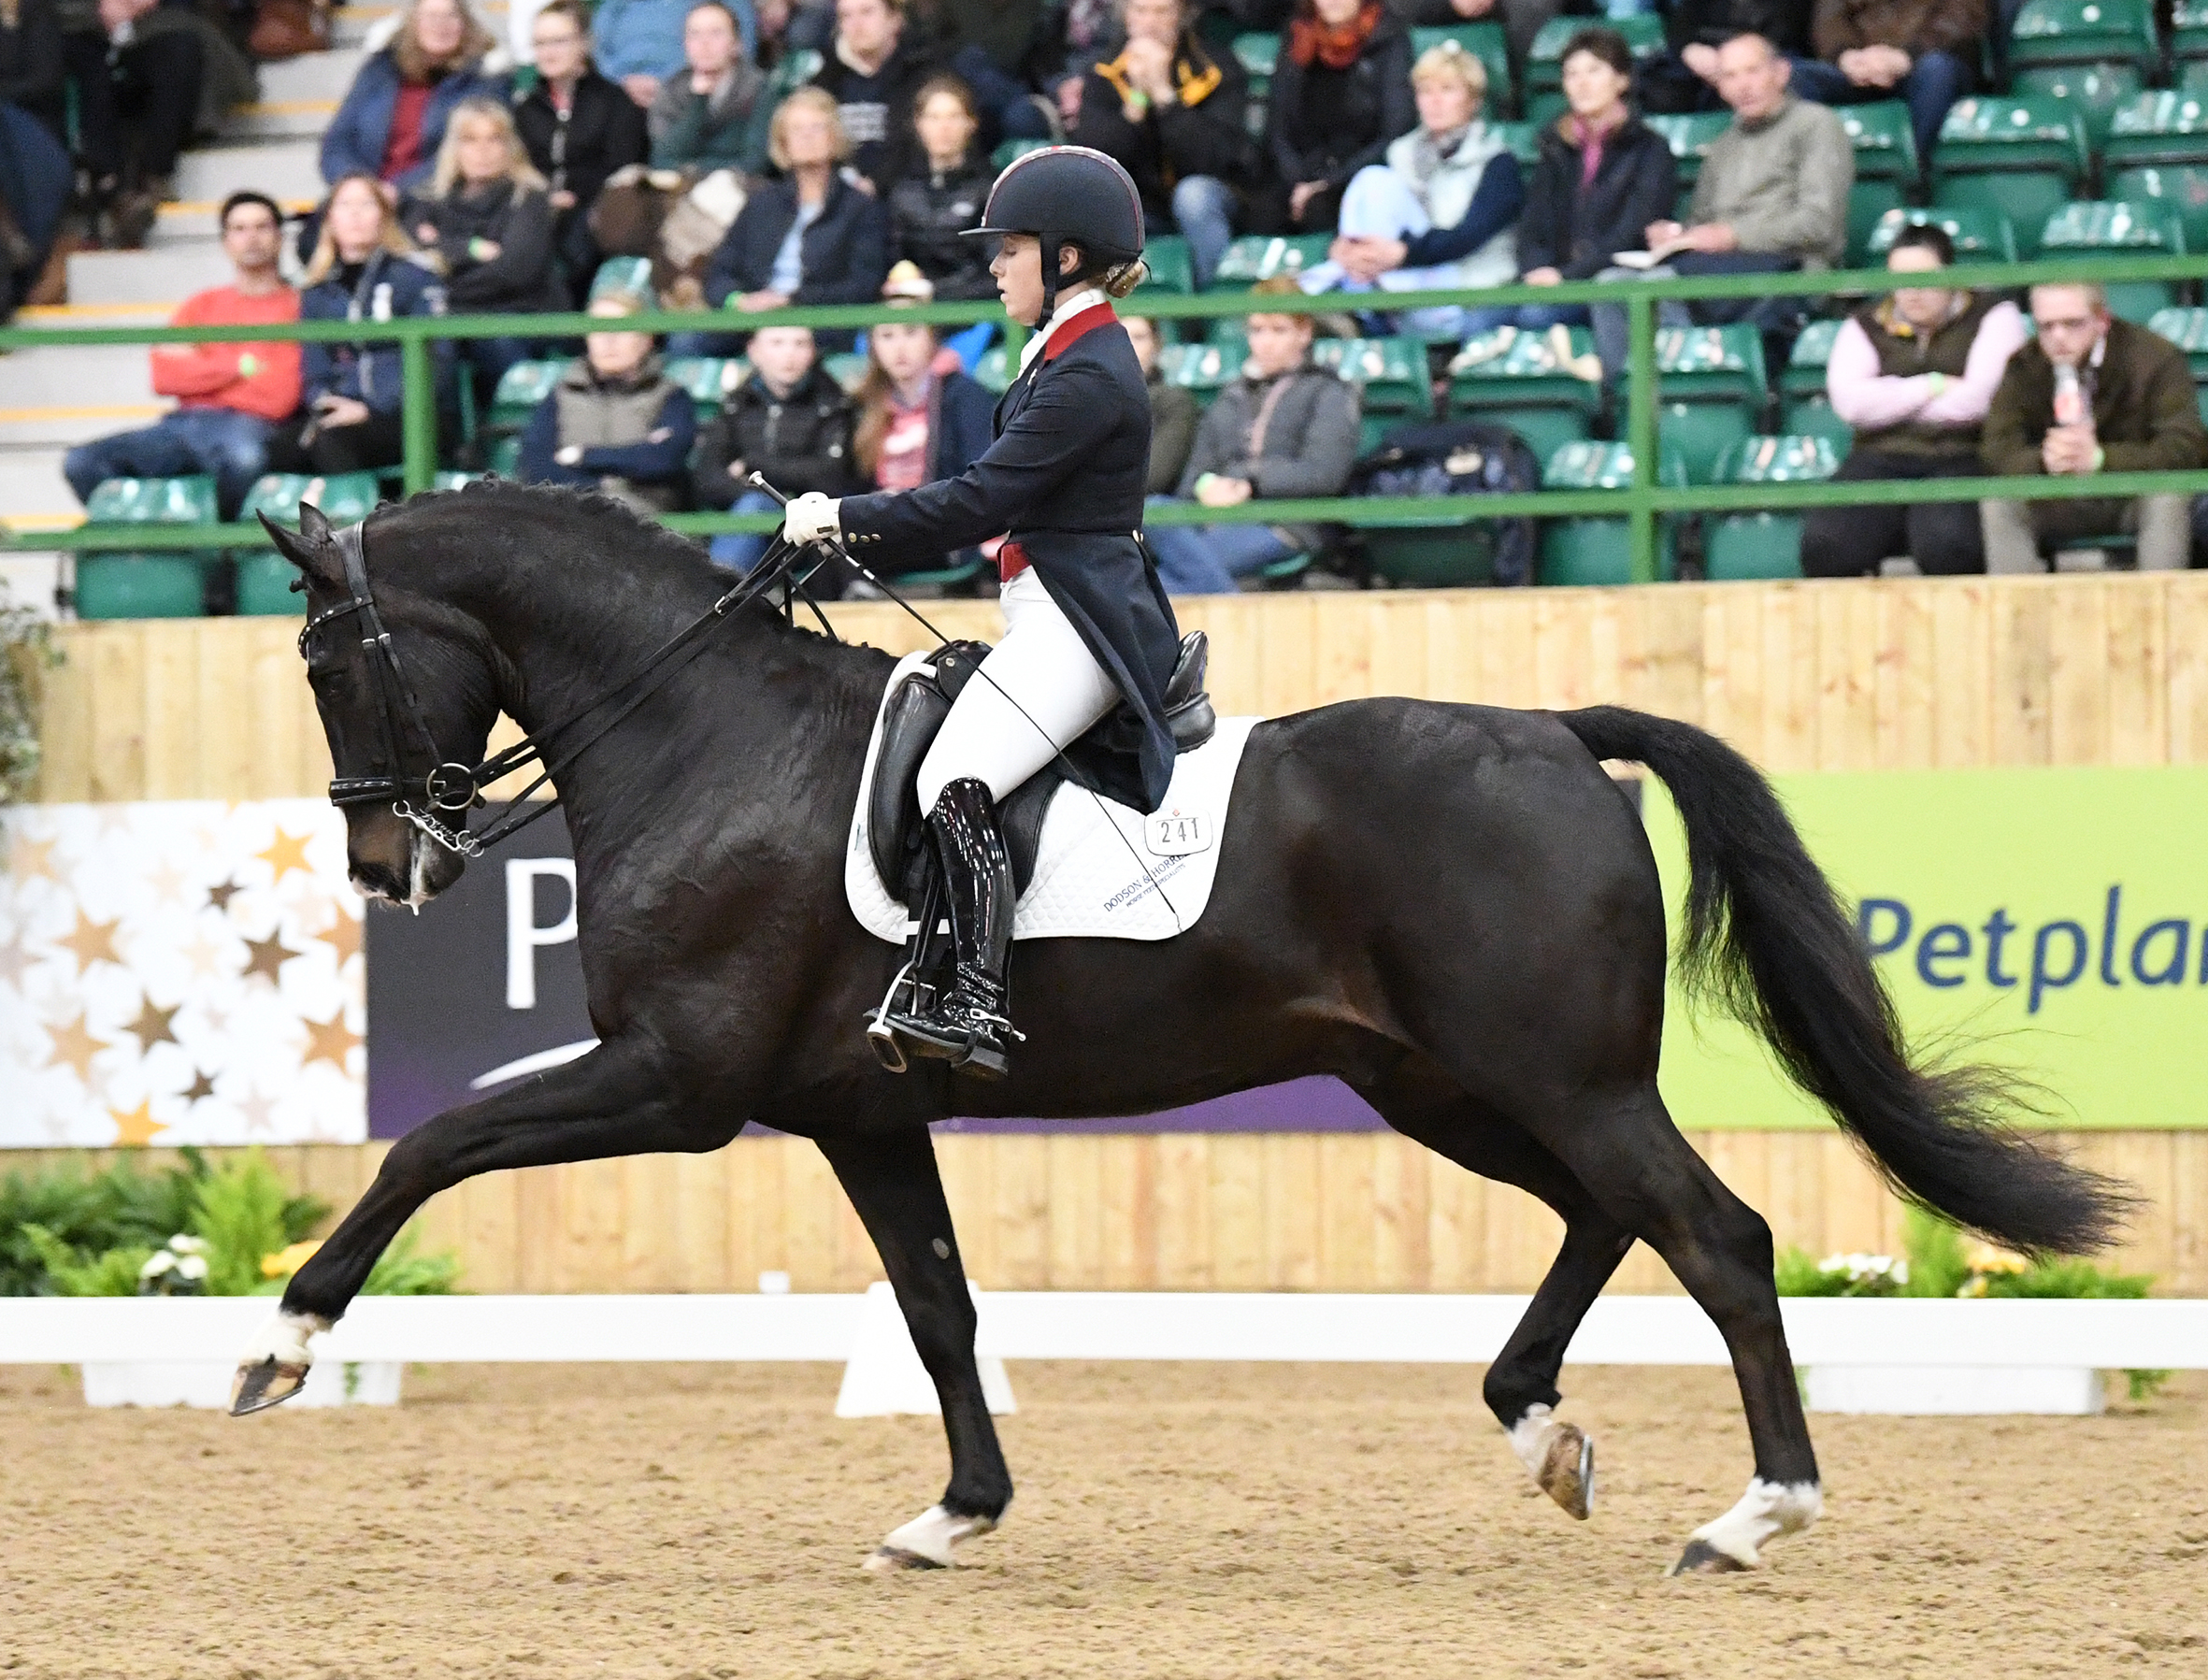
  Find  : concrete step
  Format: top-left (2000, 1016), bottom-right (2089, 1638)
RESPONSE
top-left (0, 553), bottom-right (67, 621)
top-left (177, 142), bottom-right (328, 209)
top-left (223, 100), bottom-right (339, 142)
top-left (67, 243), bottom-right (237, 306)
top-left (0, 343), bottom-right (155, 414)
top-left (260, 48), bottom-right (366, 104)
top-left (0, 448), bottom-right (79, 526)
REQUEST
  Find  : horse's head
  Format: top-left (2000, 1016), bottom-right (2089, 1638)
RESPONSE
top-left (266, 502), bottom-right (503, 910)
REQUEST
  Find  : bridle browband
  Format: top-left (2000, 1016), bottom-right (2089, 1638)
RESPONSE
top-left (301, 514), bottom-right (826, 859)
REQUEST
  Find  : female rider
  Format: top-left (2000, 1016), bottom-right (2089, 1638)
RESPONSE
top-left (778, 146), bottom-right (1183, 1079)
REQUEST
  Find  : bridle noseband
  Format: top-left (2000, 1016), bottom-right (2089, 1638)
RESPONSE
top-left (300, 514), bottom-right (831, 860)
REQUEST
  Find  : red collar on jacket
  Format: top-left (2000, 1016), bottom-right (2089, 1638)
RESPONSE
top-left (1042, 302), bottom-right (1117, 361)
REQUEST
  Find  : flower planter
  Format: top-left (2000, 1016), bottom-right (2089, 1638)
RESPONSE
top-left (1804, 1364), bottom-right (2105, 1415)
top-left (80, 1360), bottom-right (403, 1409)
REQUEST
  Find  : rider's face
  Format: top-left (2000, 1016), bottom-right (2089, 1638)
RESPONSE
top-left (990, 234), bottom-right (1080, 328)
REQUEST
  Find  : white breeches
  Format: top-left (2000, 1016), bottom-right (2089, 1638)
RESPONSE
top-left (915, 569), bottom-right (1120, 812)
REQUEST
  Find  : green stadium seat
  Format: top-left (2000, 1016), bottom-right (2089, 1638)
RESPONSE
top-left (489, 358), bottom-right (566, 432)
top-left (972, 342), bottom-right (1011, 393)
top-left (2009, 0), bottom-right (2158, 69)
top-left (1932, 97), bottom-right (2089, 257)
top-left (1208, 233), bottom-right (1332, 290)
top-left (824, 352), bottom-right (868, 394)
top-left (739, 47), bottom-right (823, 169)
top-left (1537, 441), bottom-right (1685, 585)
top-left (1654, 324), bottom-right (1766, 485)
top-left (1231, 30), bottom-right (1278, 82)
top-left (1158, 339), bottom-right (1240, 404)
top-left (1836, 100), bottom-right (1919, 180)
top-left (1136, 234), bottom-right (1196, 295)
top-left (1409, 23), bottom-right (1511, 115)
top-left (1847, 179), bottom-right (1908, 266)
top-left (2011, 62), bottom-right (2143, 149)
top-left (890, 555), bottom-right (990, 593)
top-left (1645, 110), bottom-right (1732, 186)
top-left (1527, 13), bottom-right (1664, 93)
top-left (1779, 395), bottom-right (1855, 455)
top-left (1864, 204), bottom-right (2020, 263)
top-left (663, 356), bottom-right (743, 416)
top-left (1448, 324), bottom-right (1603, 465)
top-left (237, 470), bottom-right (380, 614)
top-left (2106, 93), bottom-right (2208, 251)
top-left (2177, 0), bottom-right (2208, 62)
top-left (991, 136), bottom-right (1049, 173)
top-left (590, 256), bottom-right (654, 305)
top-left (2147, 306), bottom-right (2208, 376)
top-left (1776, 321), bottom-right (1855, 453)
top-left (76, 476), bottom-right (220, 620)
top-left (2186, 59), bottom-right (2208, 98)
top-left (1310, 337), bottom-right (1436, 449)
top-left (1702, 435), bottom-right (1841, 582)
top-left (2039, 198), bottom-right (2186, 322)
top-left (489, 435), bottom-right (522, 477)
top-left (1494, 121), bottom-right (1541, 166)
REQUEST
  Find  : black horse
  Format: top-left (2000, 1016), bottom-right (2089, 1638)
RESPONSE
top-left (235, 482), bottom-right (2126, 1576)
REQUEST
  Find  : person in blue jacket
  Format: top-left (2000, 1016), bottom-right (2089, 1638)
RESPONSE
top-left (264, 174), bottom-right (456, 477)
top-left (319, 0), bottom-right (503, 196)
top-left (778, 146), bottom-right (1181, 1078)
top-left (593, 0), bottom-right (757, 111)
top-left (519, 294), bottom-right (697, 512)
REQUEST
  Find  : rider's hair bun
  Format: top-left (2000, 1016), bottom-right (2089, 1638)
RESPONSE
top-left (1102, 259), bottom-right (1148, 300)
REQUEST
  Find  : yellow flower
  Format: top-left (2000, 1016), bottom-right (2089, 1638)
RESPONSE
top-left (1964, 1241), bottom-right (2029, 1276)
top-left (261, 1239), bottom-right (323, 1280)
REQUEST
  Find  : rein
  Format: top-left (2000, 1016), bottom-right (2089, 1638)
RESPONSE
top-left (304, 515), bottom-right (824, 858)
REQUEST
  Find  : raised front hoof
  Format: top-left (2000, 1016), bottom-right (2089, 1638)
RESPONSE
top-left (862, 1545), bottom-right (948, 1575)
top-left (229, 1357), bottom-right (308, 1416)
top-left (1669, 1539), bottom-right (1753, 1577)
top-left (1538, 1424), bottom-right (1596, 1520)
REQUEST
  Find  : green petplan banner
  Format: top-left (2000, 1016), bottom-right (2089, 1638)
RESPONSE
top-left (1645, 766), bottom-right (2208, 1130)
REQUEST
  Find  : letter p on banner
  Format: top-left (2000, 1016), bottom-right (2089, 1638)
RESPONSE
top-left (506, 858), bottom-right (579, 1010)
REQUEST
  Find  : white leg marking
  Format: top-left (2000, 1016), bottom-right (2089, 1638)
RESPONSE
top-left (1686, 1477), bottom-right (1823, 1569)
top-left (1505, 1403), bottom-right (1561, 1478)
top-left (1504, 1402), bottom-right (1596, 1518)
top-left (240, 1308), bottom-right (329, 1371)
top-left (864, 1503), bottom-right (999, 1572)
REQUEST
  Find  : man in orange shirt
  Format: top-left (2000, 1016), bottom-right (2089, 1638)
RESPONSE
top-left (64, 193), bottom-right (305, 521)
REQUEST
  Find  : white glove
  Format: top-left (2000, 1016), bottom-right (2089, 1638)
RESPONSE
top-left (781, 492), bottom-right (842, 547)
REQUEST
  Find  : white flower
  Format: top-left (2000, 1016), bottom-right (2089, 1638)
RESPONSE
top-left (139, 1251), bottom-right (176, 1279)
top-left (175, 1254), bottom-right (208, 1281)
top-left (167, 1235), bottom-right (208, 1256)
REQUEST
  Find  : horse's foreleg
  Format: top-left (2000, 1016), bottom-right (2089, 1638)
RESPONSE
top-left (232, 1036), bottom-right (723, 1414)
top-left (815, 1125), bottom-right (1012, 1572)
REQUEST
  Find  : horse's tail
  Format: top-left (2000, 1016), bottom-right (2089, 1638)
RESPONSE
top-left (1556, 704), bottom-right (2131, 1257)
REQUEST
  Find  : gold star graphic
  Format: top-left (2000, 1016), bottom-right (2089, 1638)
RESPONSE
top-left (300, 1011), bottom-right (363, 1072)
top-left (56, 909), bottom-right (123, 975)
top-left (257, 827), bottom-right (315, 884)
top-left (177, 927), bottom-right (229, 980)
top-left (110, 1099), bottom-right (169, 1148)
top-left (0, 929), bottom-right (36, 992)
top-left (44, 1012), bottom-right (107, 1082)
top-left (233, 1089), bottom-right (280, 1135)
top-left (241, 928), bottom-right (300, 985)
top-left (316, 907), bottom-right (364, 968)
top-left (142, 857), bottom-right (188, 903)
top-left (122, 996), bottom-right (181, 1055)
top-left (179, 1069), bottom-right (218, 1104)
top-left (9, 833), bottom-right (62, 882)
top-left (206, 877), bottom-right (244, 915)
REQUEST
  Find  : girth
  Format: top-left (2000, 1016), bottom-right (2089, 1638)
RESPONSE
top-left (867, 630), bottom-right (1216, 903)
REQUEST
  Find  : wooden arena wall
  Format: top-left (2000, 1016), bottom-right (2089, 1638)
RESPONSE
top-left (22, 574), bottom-right (2208, 1295)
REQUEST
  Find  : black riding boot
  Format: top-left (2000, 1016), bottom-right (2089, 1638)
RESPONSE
top-left (888, 777), bottom-right (1014, 1078)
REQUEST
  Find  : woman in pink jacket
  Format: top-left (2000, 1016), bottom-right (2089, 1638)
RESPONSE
top-left (1799, 223), bottom-right (2028, 577)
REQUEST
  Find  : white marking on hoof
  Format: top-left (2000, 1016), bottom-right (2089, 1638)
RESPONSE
top-left (241, 1308), bottom-right (329, 1371)
top-left (1672, 1477), bottom-right (1823, 1573)
top-left (1504, 1403), bottom-right (1595, 1519)
top-left (862, 1504), bottom-right (999, 1572)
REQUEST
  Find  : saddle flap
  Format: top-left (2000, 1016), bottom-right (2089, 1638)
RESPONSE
top-left (1164, 630), bottom-right (1215, 752)
top-left (867, 674), bottom-right (952, 893)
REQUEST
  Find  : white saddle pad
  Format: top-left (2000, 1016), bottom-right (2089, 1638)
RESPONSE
top-left (845, 652), bottom-right (1259, 943)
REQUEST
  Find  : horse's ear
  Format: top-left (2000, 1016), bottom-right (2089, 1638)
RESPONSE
top-left (260, 509), bottom-right (343, 588)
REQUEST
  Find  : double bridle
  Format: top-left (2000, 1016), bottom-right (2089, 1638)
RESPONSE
top-left (300, 515), bottom-right (825, 858)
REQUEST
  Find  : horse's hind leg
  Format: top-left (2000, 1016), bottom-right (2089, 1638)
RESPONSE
top-left (1523, 1084), bottom-right (1823, 1575)
top-left (815, 1125), bottom-right (1013, 1573)
top-left (1381, 1092), bottom-right (1630, 1520)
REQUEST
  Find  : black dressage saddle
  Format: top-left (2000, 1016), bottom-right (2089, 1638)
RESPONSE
top-left (867, 631), bottom-right (1217, 904)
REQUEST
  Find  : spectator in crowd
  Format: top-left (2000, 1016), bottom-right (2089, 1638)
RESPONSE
top-left (884, 73), bottom-right (998, 300)
top-left (1511, 27), bottom-right (1677, 335)
top-left (1265, 0), bottom-right (1414, 234)
top-left (648, 0), bottom-right (766, 170)
top-left (57, 0), bottom-right (218, 246)
top-left (1590, 33), bottom-right (1849, 375)
top-left (410, 97), bottom-right (567, 405)
top-left (1123, 312), bottom-right (1196, 495)
top-left (1293, 37), bottom-right (1520, 338)
top-left (265, 173), bottom-right (454, 477)
top-left (690, 88), bottom-right (889, 350)
top-left (1044, 0), bottom-right (1119, 125)
top-left (594, 0), bottom-right (757, 110)
top-left (0, 0), bottom-right (68, 319)
top-left (1148, 276), bottom-right (1360, 595)
top-left (693, 322), bottom-right (860, 569)
top-left (915, 0), bottom-right (1054, 145)
top-left (1641, 0), bottom-right (1814, 116)
top-left (1979, 283), bottom-right (2208, 574)
top-left (520, 293), bottom-right (698, 512)
top-left (1386, 0), bottom-right (1562, 63)
top-left (1069, 0), bottom-right (1255, 292)
top-left (847, 304), bottom-right (995, 577)
top-left (1795, 0), bottom-right (1977, 162)
top-left (62, 192), bottom-right (301, 518)
top-left (512, 0), bottom-right (650, 306)
top-left (322, 0), bottom-right (503, 197)
top-left (1799, 223), bottom-right (2025, 577)
top-left (811, 0), bottom-right (940, 194)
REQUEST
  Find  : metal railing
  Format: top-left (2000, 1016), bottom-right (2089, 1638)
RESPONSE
top-left (8, 251), bottom-right (2208, 584)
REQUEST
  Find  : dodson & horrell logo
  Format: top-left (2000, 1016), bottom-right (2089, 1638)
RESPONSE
top-left (1858, 887), bottom-right (2200, 1015)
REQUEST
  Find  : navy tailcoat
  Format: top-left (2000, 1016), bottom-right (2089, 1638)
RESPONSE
top-left (838, 307), bottom-right (1184, 813)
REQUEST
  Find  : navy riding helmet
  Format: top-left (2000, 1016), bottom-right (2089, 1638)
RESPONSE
top-left (963, 145), bottom-right (1147, 319)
